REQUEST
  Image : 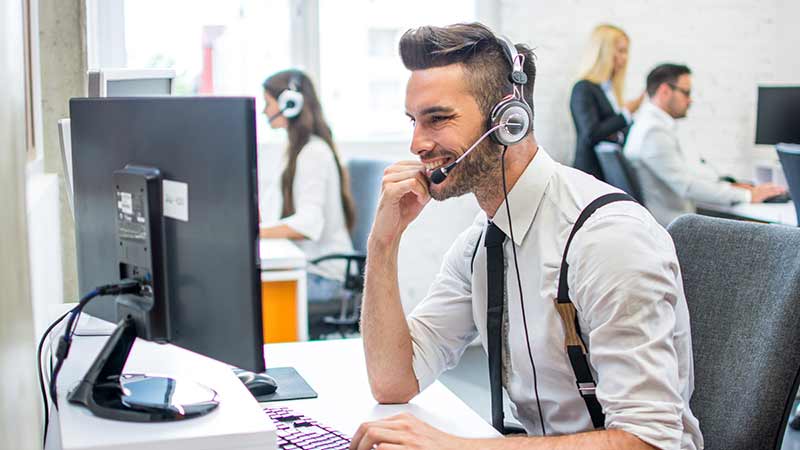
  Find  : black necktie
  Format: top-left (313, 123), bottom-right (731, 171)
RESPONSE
top-left (485, 221), bottom-right (506, 433)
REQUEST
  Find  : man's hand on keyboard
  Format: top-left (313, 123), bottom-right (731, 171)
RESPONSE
top-left (350, 412), bottom-right (472, 450)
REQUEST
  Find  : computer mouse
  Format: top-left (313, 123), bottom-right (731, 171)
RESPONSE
top-left (763, 193), bottom-right (792, 203)
top-left (234, 369), bottom-right (278, 396)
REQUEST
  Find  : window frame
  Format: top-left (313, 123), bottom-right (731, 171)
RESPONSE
top-left (90, 0), bottom-right (497, 145)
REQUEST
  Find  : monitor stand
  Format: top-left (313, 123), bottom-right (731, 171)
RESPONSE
top-left (68, 314), bottom-right (219, 422)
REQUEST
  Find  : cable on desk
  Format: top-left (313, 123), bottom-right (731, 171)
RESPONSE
top-left (38, 280), bottom-right (143, 448)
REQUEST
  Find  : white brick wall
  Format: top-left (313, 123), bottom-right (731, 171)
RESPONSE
top-left (500, 0), bottom-right (798, 179)
top-left (392, 1), bottom-right (798, 311)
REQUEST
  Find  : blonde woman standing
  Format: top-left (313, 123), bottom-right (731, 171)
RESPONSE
top-left (570, 24), bottom-right (644, 181)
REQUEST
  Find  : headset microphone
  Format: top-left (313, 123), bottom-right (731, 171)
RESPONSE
top-left (430, 114), bottom-right (525, 185)
top-left (267, 103), bottom-right (293, 123)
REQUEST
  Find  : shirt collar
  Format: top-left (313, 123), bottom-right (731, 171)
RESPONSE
top-left (489, 147), bottom-right (555, 246)
top-left (600, 80), bottom-right (613, 92)
top-left (642, 100), bottom-right (676, 129)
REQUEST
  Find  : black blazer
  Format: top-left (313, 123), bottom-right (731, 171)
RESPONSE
top-left (569, 80), bottom-right (630, 181)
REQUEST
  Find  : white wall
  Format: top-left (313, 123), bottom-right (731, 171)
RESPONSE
top-left (500, 0), bottom-right (799, 179)
top-left (0, 0), bottom-right (43, 447)
top-left (27, 174), bottom-right (64, 338)
top-left (39, 0), bottom-right (88, 304)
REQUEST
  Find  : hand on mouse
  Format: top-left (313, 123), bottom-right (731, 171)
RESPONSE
top-left (749, 183), bottom-right (787, 203)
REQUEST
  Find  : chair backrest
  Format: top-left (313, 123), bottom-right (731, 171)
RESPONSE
top-left (346, 158), bottom-right (392, 254)
top-left (777, 143), bottom-right (800, 227)
top-left (594, 142), bottom-right (643, 202)
top-left (667, 214), bottom-right (800, 450)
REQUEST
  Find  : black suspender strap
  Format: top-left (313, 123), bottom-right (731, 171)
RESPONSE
top-left (554, 192), bottom-right (635, 430)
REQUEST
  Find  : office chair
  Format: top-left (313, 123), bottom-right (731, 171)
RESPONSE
top-left (307, 158), bottom-right (391, 339)
top-left (777, 143), bottom-right (800, 227)
top-left (593, 142), bottom-right (643, 202)
top-left (667, 214), bottom-right (800, 450)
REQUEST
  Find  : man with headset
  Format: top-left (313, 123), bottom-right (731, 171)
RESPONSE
top-left (351, 23), bottom-right (702, 450)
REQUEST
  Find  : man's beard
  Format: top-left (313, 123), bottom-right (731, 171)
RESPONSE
top-left (428, 137), bottom-right (503, 201)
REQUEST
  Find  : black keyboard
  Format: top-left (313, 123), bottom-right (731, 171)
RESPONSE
top-left (265, 406), bottom-right (351, 449)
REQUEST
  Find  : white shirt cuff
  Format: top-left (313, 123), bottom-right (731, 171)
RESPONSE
top-left (621, 108), bottom-right (632, 124)
top-left (731, 187), bottom-right (751, 204)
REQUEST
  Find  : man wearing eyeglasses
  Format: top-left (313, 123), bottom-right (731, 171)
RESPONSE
top-left (624, 63), bottom-right (786, 226)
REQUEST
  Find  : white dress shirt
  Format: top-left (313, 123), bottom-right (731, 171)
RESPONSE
top-left (624, 101), bottom-right (750, 226)
top-left (406, 148), bottom-right (703, 450)
top-left (263, 137), bottom-right (353, 281)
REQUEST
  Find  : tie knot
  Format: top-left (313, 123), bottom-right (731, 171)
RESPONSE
top-left (484, 221), bottom-right (506, 247)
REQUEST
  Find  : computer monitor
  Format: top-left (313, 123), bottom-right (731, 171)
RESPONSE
top-left (87, 68), bottom-right (175, 97)
top-left (755, 86), bottom-right (800, 145)
top-left (69, 97), bottom-right (264, 420)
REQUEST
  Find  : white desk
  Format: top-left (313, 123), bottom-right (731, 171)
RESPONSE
top-left (260, 238), bottom-right (306, 271)
top-left (51, 318), bottom-right (499, 450)
top-left (263, 339), bottom-right (501, 440)
top-left (696, 201), bottom-right (797, 226)
top-left (260, 238), bottom-right (308, 342)
top-left (51, 318), bottom-right (275, 450)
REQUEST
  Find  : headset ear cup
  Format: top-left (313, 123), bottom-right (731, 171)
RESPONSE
top-left (490, 99), bottom-right (532, 146)
top-left (278, 89), bottom-right (304, 119)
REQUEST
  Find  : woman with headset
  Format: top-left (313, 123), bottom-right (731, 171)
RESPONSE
top-left (570, 24), bottom-right (645, 181)
top-left (260, 69), bottom-right (356, 306)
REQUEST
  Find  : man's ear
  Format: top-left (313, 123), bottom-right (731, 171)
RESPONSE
top-left (655, 82), bottom-right (671, 99)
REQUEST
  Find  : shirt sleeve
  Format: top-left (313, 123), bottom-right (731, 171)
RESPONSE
top-left (278, 146), bottom-right (329, 241)
top-left (639, 128), bottom-right (750, 205)
top-left (569, 210), bottom-right (686, 449)
top-left (406, 225), bottom-right (481, 392)
top-left (621, 108), bottom-right (632, 125)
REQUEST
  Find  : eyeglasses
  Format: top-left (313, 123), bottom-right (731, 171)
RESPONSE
top-left (668, 84), bottom-right (692, 98)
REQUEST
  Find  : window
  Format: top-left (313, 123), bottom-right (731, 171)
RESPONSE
top-left (123, 0), bottom-right (292, 141)
top-left (117, 0), bottom-right (478, 143)
top-left (319, 0), bottom-right (476, 141)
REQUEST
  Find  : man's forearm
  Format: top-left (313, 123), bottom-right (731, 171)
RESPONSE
top-left (464, 429), bottom-right (658, 450)
top-left (361, 238), bottom-right (419, 403)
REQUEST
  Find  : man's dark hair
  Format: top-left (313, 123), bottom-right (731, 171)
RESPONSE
top-left (646, 63), bottom-right (692, 97)
top-left (399, 22), bottom-right (536, 125)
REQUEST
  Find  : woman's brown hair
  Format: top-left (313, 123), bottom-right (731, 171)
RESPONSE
top-left (263, 70), bottom-right (356, 232)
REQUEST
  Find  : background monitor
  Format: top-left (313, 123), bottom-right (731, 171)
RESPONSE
top-left (70, 96), bottom-right (264, 373)
top-left (61, 69), bottom-right (177, 219)
top-left (87, 68), bottom-right (175, 97)
top-left (755, 86), bottom-right (800, 145)
top-left (57, 118), bottom-right (74, 213)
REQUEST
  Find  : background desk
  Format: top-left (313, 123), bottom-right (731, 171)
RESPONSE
top-left (260, 238), bottom-right (307, 342)
top-left (51, 314), bottom-right (499, 449)
top-left (696, 201), bottom-right (797, 226)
